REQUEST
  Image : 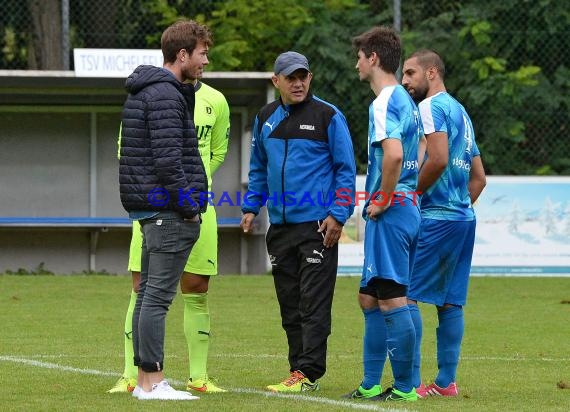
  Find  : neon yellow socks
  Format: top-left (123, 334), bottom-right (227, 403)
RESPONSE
top-left (183, 292), bottom-right (210, 380)
top-left (122, 290), bottom-right (138, 379)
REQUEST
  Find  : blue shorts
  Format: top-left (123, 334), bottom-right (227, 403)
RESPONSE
top-left (360, 197), bottom-right (420, 288)
top-left (408, 218), bottom-right (476, 306)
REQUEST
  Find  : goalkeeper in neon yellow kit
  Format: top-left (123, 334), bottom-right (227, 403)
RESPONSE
top-left (110, 63), bottom-right (230, 394)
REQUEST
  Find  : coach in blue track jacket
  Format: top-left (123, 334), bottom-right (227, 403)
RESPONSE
top-left (240, 51), bottom-right (356, 392)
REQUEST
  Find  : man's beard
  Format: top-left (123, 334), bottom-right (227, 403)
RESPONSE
top-left (412, 85), bottom-right (428, 103)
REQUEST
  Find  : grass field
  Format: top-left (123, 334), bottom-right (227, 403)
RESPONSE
top-left (1, 274), bottom-right (569, 411)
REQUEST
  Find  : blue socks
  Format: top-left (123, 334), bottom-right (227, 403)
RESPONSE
top-left (383, 305), bottom-right (415, 393)
top-left (361, 307), bottom-right (387, 390)
top-left (408, 303), bottom-right (423, 388)
top-left (435, 305), bottom-right (464, 387)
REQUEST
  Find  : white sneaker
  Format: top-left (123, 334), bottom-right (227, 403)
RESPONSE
top-left (132, 385), bottom-right (142, 399)
top-left (137, 380), bottom-right (200, 401)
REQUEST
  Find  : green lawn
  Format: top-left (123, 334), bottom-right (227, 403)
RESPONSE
top-left (1, 274), bottom-right (569, 411)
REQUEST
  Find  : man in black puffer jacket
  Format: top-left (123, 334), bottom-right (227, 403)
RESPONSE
top-left (118, 20), bottom-right (208, 401)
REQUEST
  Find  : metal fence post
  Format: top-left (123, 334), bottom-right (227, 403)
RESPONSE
top-left (394, 0), bottom-right (401, 80)
top-left (61, 0), bottom-right (69, 70)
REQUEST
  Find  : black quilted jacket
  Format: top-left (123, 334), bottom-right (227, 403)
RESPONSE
top-left (119, 65), bottom-right (207, 218)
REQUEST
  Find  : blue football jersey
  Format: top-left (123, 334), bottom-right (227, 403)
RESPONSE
top-left (363, 85), bottom-right (421, 218)
top-left (418, 91), bottom-right (480, 220)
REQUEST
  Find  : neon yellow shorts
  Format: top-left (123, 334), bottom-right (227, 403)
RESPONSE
top-left (128, 206), bottom-right (218, 275)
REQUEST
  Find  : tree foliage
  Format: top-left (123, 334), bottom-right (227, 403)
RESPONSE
top-left (288, 0), bottom-right (388, 173)
top-left (2, 0), bottom-right (568, 175)
top-left (1, 0), bottom-right (31, 69)
top-left (203, 0), bottom-right (385, 172)
top-left (204, 0), bottom-right (312, 71)
top-left (400, 0), bottom-right (569, 175)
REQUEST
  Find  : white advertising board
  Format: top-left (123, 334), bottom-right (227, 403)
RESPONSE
top-left (470, 176), bottom-right (570, 275)
top-left (73, 48), bottom-right (162, 78)
top-left (338, 176), bottom-right (570, 276)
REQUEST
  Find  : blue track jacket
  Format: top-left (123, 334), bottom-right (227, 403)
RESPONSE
top-left (243, 94), bottom-right (356, 225)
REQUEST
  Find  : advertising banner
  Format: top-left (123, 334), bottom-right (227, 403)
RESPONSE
top-left (471, 176), bottom-right (570, 275)
top-left (338, 176), bottom-right (570, 276)
top-left (74, 49), bottom-right (163, 78)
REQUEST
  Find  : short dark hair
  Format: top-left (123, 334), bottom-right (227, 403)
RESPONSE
top-left (408, 49), bottom-right (446, 80)
top-left (352, 26), bottom-right (401, 74)
top-left (161, 20), bottom-right (213, 64)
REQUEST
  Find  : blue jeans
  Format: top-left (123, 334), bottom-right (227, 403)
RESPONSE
top-left (132, 211), bottom-right (200, 372)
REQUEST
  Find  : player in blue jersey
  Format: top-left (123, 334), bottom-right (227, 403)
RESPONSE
top-left (343, 26), bottom-right (422, 402)
top-left (402, 49), bottom-right (487, 398)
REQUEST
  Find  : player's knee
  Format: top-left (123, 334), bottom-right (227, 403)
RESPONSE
top-left (373, 278), bottom-right (407, 300)
top-left (358, 286), bottom-right (378, 309)
top-left (131, 271), bottom-right (141, 293)
top-left (180, 272), bottom-right (209, 293)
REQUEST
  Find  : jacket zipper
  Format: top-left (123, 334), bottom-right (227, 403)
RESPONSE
top-left (281, 138), bottom-right (288, 223)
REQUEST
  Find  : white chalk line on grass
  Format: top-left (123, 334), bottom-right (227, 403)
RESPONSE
top-left (230, 387), bottom-right (413, 412)
top-left (214, 354), bottom-right (570, 362)
top-left (0, 355), bottom-right (413, 412)
top-left (0, 355), bottom-right (118, 377)
top-left (13, 353), bottom-right (570, 362)
top-left (461, 355), bottom-right (570, 362)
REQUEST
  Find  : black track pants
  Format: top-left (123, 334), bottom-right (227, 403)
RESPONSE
top-left (266, 221), bottom-right (338, 382)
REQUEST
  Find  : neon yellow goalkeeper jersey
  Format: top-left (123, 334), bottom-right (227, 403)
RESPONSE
top-left (194, 81), bottom-right (230, 190)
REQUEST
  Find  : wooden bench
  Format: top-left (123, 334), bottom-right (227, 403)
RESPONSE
top-left (0, 216), bottom-right (242, 228)
top-left (0, 216), bottom-right (242, 271)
